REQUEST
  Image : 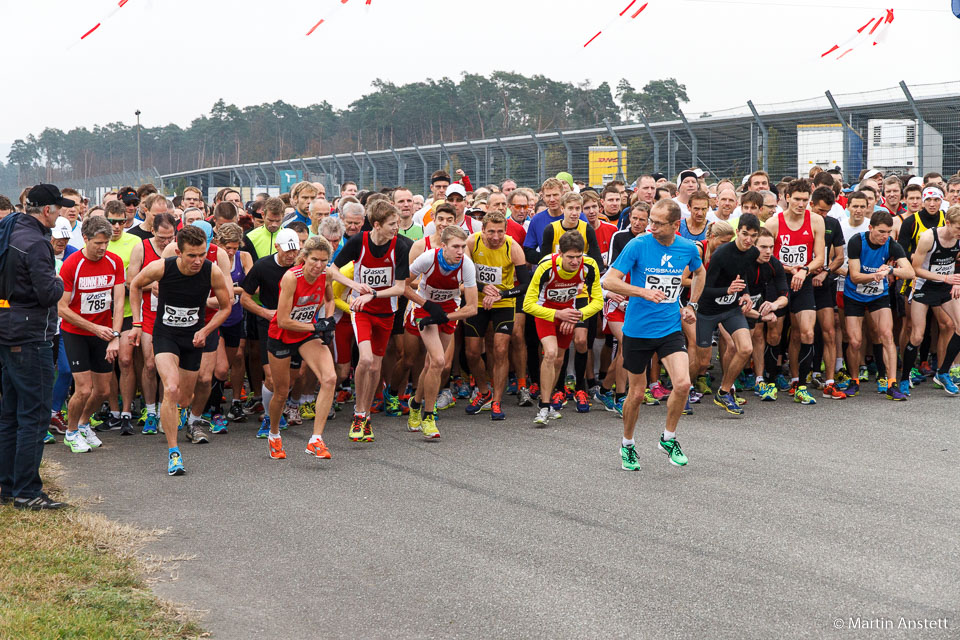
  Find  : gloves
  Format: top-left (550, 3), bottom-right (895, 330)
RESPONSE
top-left (313, 316), bottom-right (336, 345)
top-left (418, 311), bottom-right (449, 330)
top-left (422, 300), bottom-right (446, 320)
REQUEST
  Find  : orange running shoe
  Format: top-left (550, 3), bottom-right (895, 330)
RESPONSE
top-left (361, 417), bottom-right (374, 442)
top-left (822, 383), bottom-right (847, 400)
top-left (268, 435), bottom-right (286, 459)
top-left (305, 438), bottom-right (332, 459)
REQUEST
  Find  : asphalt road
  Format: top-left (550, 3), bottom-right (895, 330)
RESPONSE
top-left (50, 381), bottom-right (959, 639)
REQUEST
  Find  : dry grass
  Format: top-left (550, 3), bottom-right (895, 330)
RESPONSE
top-left (0, 460), bottom-right (209, 639)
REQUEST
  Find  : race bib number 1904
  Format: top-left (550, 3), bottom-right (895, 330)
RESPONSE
top-left (360, 266), bottom-right (392, 288)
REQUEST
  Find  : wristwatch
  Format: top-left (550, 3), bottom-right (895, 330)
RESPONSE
top-left (111, 331), bottom-right (120, 339)
top-left (688, 302), bottom-right (699, 312)
top-left (800, 266), bottom-right (810, 272)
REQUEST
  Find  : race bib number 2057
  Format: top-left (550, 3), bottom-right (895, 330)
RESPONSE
top-left (644, 274), bottom-right (682, 303)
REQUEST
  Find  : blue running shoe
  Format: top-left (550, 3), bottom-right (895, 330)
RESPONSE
top-left (167, 450), bottom-right (185, 476)
top-left (713, 391), bottom-right (744, 416)
top-left (909, 368), bottom-right (925, 387)
top-left (209, 414), bottom-right (228, 434)
top-left (142, 413), bottom-right (158, 435)
top-left (43, 431), bottom-right (55, 444)
top-left (846, 380), bottom-right (860, 397)
top-left (257, 417), bottom-right (270, 439)
top-left (614, 395), bottom-right (624, 417)
top-left (899, 379), bottom-right (911, 397)
top-left (279, 414), bottom-right (288, 430)
top-left (682, 398), bottom-right (693, 415)
top-left (506, 376), bottom-right (518, 396)
top-left (599, 390), bottom-right (617, 413)
top-left (178, 407), bottom-right (188, 431)
top-left (775, 374), bottom-right (791, 391)
top-left (876, 378), bottom-right (888, 394)
top-left (933, 372), bottom-right (959, 395)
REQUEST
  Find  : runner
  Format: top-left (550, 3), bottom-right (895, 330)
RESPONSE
top-left (57, 216), bottom-right (125, 452)
top-left (129, 225), bottom-right (233, 476)
top-left (808, 186), bottom-right (847, 398)
top-left (679, 191), bottom-right (710, 240)
top-left (603, 199), bottom-right (705, 471)
top-left (265, 236), bottom-right (337, 460)
top-left (463, 211), bottom-right (527, 419)
top-left (404, 226), bottom-right (479, 437)
top-left (212, 223), bottom-right (253, 423)
top-left (523, 231), bottom-right (603, 424)
top-left (745, 228), bottom-right (789, 401)
top-left (843, 210), bottom-right (914, 400)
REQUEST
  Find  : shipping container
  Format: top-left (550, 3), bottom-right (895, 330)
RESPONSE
top-left (797, 124), bottom-right (863, 183)
top-left (866, 119), bottom-right (943, 176)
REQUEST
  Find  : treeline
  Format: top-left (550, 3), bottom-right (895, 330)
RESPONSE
top-left (3, 73), bottom-right (687, 185)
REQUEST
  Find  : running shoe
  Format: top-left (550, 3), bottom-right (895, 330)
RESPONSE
top-left (361, 417), bottom-right (374, 442)
top-left (574, 390), bottom-right (590, 413)
top-left (456, 378), bottom-right (473, 399)
top-left (168, 450), bottom-right (185, 476)
top-left (886, 386), bottom-right (908, 401)
top-left (898, 379), bottom-right (911, 397)
top-left (209, 414), bottom-right (228, 434)
top-left (550, 390), bottom-right (566, 412)
top-left (305, 439), bottom-right (331, 459)
top-left (776, 374), bottom-right (791, 391)
top-left (142, 413), bottom-right (158, 435)
top-left (845, 380), bottom-right (860, 397)
top-left (788, 381), bottom-right (798, 396)
top-left (694, 375), bottom-right (712, 395)
top-left (88, 413), bottom-right (105, 430)
top-left (933, 372), bottom-right (959, 395)
top-left (876, 377), bottom-right (887, 394)
top-left (529, 383), bottom-right (540, 400)
top-left (185, 420), bottom-right (210, 444)
top-left (490, 401), bottom-right (506, 420)
top-left (682, 399), bottom-right (693, 415)
top-left (407, 404), bottom-right (422, 431)
top-left (226, 400), bottom-right (245, 422)
top-left (807, 374), bottom-right (824, 391)
top-left (658, 436), bottom-right (688, 467)
top-left (689, 388), bottom-right (702, 404)
top-left (99, 414), bottom-right (122, 432)
top-left (649, 382), bottom-right (670, 401)
top-left (119, 414), bottom-right (134, 436)
top-left (858, 365), bottom-right (869, 382)
top-left (242, 396), bottom-right (264, 415)
top-left (63, 431), bottom-right (91, 453)
top-left (349, 415), bottom-right (364, 441)
top-left (918, 360), bottom-right (935, 377)
top-left (420, 414), bottom-right (440, 439)
top-left (793, 385), bottom-right (816, 405)
top-left (506, 376), bottom-right (518, 396)
top-left (335, 388), bottom-right (354, 404)
top-left (179, 408), bottom-right (188, 432)
top-left (836, 370), bottom-right (851, 386)
top-left (517, 386), bottom-right (533, 407)
top-left (268, 435), bottom-right (286, 459)
top-left (644, 390), bottom-right (659, 406)
top-left (951, 365), bottom-right (960, 379)
top-left (547, 406), bottom-right (562, 420)
top-left (327, 405), bottom-right (335, 420)
top-left (620, 444), bottom-right (641, 471)
top-left (599, 390), bottom-right (617, 413)
top-left (300, 401), bottom-right (316, 420)
top-left (564, 374), bottom-right (576, 392)
top-left (613, 396), bottom-right (624, 417)
top-left (138, 407), bottom-right (148, 426)
top-left (78, 425), bottom-right (102, 448)
top-left (734, 393), bottom-right (747, 406)
top-left (759, 382), bottom-right (777, 401)
top-left (278, 414), bottom-right (288, 431)
top-left (257, 417), bottom-right (270, 439)
top-left (43, 431), bottom-right (55, 445)
top-left (49, 411), bottom-right (67, 435)
top-left (823, 384), bottom-right (847, 400)
top-left (909, 368), bottom-right (925, 387)
top-left (283, 402), bottom-right (302, 426)
top-left (534, 406), bottom-right (550, 425)
top-left (713, 391), bottom-right (744, 416)
top-left (466, 390), bottom-right (493, 415)
top-left (384, 391), bottom-right (402, 417)
top-left (436, 388), bottom-right (456, 410)
top-left (370, 394), bottom-right (384, 414)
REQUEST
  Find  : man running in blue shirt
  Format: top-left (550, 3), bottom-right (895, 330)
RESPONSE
top-left (603, 199), bottom-right (705, 471)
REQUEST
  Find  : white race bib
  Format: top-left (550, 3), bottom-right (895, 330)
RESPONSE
top-left (546, 286), bottom-right (580, 304)
top-left (644, 274), bottom-right (682, 303)
top-left (476, 264), bottom-right (502, 286)
top-left (779, 244), bottom-right (808, 267)
top-left (932, 263), bottom-right (954, 276)
top-left (855, 279), bottom-right (883, 297)
top-left (424, 285), bottom-right (459, 303)
top-left (715, 292), bottom-right (737, 306)
top-left (360, 266), bottom-right (393, 289)
top-left (750, 294), bottom-right (763, 310)
top-left (289, 304), bottom-right (318, 324)
top-left (162, 305), bottom-right (200, 328)
top-left (80, 290), bottom-right (110, 315)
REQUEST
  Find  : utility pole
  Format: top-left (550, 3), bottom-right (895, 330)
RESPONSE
top-left (135, 109), bottom-right (142, 179)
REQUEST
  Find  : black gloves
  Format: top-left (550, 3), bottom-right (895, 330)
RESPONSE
top-left (418, 311), bottom-right (449, 330)
top-left (313, 316), bottom-right (336, 345)
top-left (422, 300), bottom-right (446, 320)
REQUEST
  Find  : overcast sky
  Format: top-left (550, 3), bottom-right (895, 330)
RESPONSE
top-left (0, 0), bottom-right (956, 158)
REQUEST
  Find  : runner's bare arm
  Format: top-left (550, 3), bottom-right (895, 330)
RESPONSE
top-left (601, 267), bottom-right (664, 303)
top-left (202, 264), bottom-right (233, 336)
top-left (808, 213), bottom-right (826, 273)
top-left (57, 290), bottom-right (113, 340)
top-left (448, 286), bottom-right (478, 322)
top-left (328, 265), bottom-right (373, 295)
top-left (240, 290), bottom-right (273, 320)
top-left (129, 260), bottom-right (165, 325)
top-left (275, 270), bottom-right (314, 333)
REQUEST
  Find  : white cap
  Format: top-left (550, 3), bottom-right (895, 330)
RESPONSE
top-left (862, 169), bottom-right (881, 181)
top-left (445, 183), bottom-right (466, 199)
top-left (693, 168), bottom-right (708, 178)
top-left (52, 216), bottom-right (72, 239)
top-left (923, 187), bottom-right (944, 201)
top-left (275, 228), bottom-right (301, 252)
top-left (907, 176), bottom-right (924, 187)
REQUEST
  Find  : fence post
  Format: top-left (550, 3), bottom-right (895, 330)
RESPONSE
top-left (638, 112), bottom-right (660, 174)
top-left (331, 154), bottom-right (346, 194)
top-left (899, 81), bottom-right (925, 175)
top-left (747, 100), bottom-right (768, 174)
top-left (494, 137), bottom-right (511, 183)
top-left (464, 140), bottom-right (482, 185)
top-left (439, 141), bottom-right (451, 175)
top-left (667, 129), bottom-right (676, 179)
top-left (678, 110), bottom-right (698, 172)
top-left (528, 130), bottom-right (545, 185)
top-left (389, 147), bottom-right (405, 187)
top-left (363, 150), bottom-right (377, 189)
top-left (412, 144), bottom-right (429, 196)
top-left (825, 90), bottom-right (863, 181)
top-left (555, 128), bottom-right (573, 176)
top-left (270, 161), bottom-right (282, 188)
top-left (603, 119), bottom-right (626, 182)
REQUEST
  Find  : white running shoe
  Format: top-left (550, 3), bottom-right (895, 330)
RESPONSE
top-left (64, 431), bottom-right (92, 453)
top-left (78, 426), bottom-right (102, 448)
top-left (436, 388), bottom-right (455, 410)
top-left (534, 407), bottom-right (550, 425)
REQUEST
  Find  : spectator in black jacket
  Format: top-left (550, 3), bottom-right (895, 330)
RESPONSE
top-left (0, 184), bottom-right (69, 510)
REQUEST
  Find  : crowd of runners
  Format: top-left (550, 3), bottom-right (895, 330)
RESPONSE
top-left (3, 163), bottom-right (960, 485)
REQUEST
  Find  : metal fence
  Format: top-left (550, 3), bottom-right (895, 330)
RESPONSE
top-left (5, 80), bottom-right (959, 202)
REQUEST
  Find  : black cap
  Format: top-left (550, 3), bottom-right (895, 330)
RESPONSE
top-left (26, 184), bottom-right (78, 208)
top-left (119, 187), bottom-right (139, 205)
top-left (652, 172), bottom-right (666, 182)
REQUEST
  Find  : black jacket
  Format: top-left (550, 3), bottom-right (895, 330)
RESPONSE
top-left (0, 214), bottom-right (63, 345)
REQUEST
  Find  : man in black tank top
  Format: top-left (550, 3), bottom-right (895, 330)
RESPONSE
top-left (129, 226), bottom-right (233, 476)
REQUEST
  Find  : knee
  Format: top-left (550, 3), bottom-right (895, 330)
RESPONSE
top-left (672, 375), bottom-right (691, 392)
top-left (574, 336), bottom-right (587, 351)
top-left (848, 336), bottom-right (862, 351)
top-left (542, 348), bottom-right (558, 364)
top-left (119, 353), bottom-right (133, 369)
top-left (143, 357), bottom-right (156, 375)
top-left (800, 328), bottom-right (815, 343)
top-left (357, 353), bottom-right (375, 370)
top-left (164, 383), bottom-right (179, 399)
top-left (320, 372), bottom-right (337, 388)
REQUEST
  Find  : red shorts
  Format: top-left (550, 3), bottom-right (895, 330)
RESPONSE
top-left (535, 316), bottom-right (575, 351)
top-left (351, 311), bottom-right (393, 357)
top-left (333, 314), bottom-right (354, 364)
top-left (835, 291), bottom-right (845, 310)
top-left (142, 309), bottom-right (157, 335)
top-left (411, 307), bottom-right (457, 335)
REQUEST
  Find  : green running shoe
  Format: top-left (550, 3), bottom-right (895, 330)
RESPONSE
top-left (694, 375), bottom-right (713, 395)
top-left (620, 444), bottom-right (641, 471)
top-left (658, 436), bottom-right (688, 467)
top-left (407, 405), bottom-right (422, 432)
top-left (88, 413), bottom-right (104, 429)
top-left (793, 385), bottom-right (816, 405)
top-left (760, 382), bottom-right (777, 401)
top-left (43, 431), bottom-right (55, 445)
top-left (644, 390), bottom-right (660, 406)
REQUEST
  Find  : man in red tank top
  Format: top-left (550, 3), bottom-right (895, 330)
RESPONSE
top-left (331, 201), bottom-right (414, 443)
top-left (764, 178), bottom-right (826, 405)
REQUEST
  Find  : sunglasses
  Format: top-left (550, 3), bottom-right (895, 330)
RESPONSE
top-left (107, 218), bottom-right (126, 225)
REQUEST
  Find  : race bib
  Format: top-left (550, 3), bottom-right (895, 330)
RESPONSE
top-left (546, 286), bottom-right (579, 304)
top-left (80, 290), bottom-right (110, 315)
top-left (424, 286), bottom-right (459, 303)
top-left (233, 282), bottom-right (241, 304)
top-left (932, 263), bottom-right (954, 276)
top-left (779, 244), bottom-right (808, 267)
top-left (289, 304), bottom-right (318, 324)
top-left (856, 279), bottom-right (883, 297)
top-left (150, 293), bottom-right (158, 312)
top-left (644, 274), bottom-right (682, 303)
top-left (750, 294), bottom-right (763, 310)
top-left (715, 292), bottom-right (737, 306)
top-left (360, 266), bottom-right (392, 289)
top-left (476, 264), bottom-right (502, 286)
top-left (162, 305), bottom-right (200, 328)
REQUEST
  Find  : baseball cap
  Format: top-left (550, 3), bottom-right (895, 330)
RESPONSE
top-left (445, 184), bottom-right (467, 199)
top-left (923, 187), bottom-right (944, 201)
top-left (652, 173), bottom-right (666, 182)
top-left (52, 216), bottom-right (73, 239)
top-left (26, 184), bottom-right (78, 208)
top-left (119, 186), bottom-right (139, 205)
top-left (907, 176), bottom-right (924, 187)
top-left (862, 169), bottom-right (881, 181)
top-left (275, 228), bottom-right (301, 252)
top-left (692, 168), bottom-right (709, 179)
top-left (556, 171), bottom-right (574, 188)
